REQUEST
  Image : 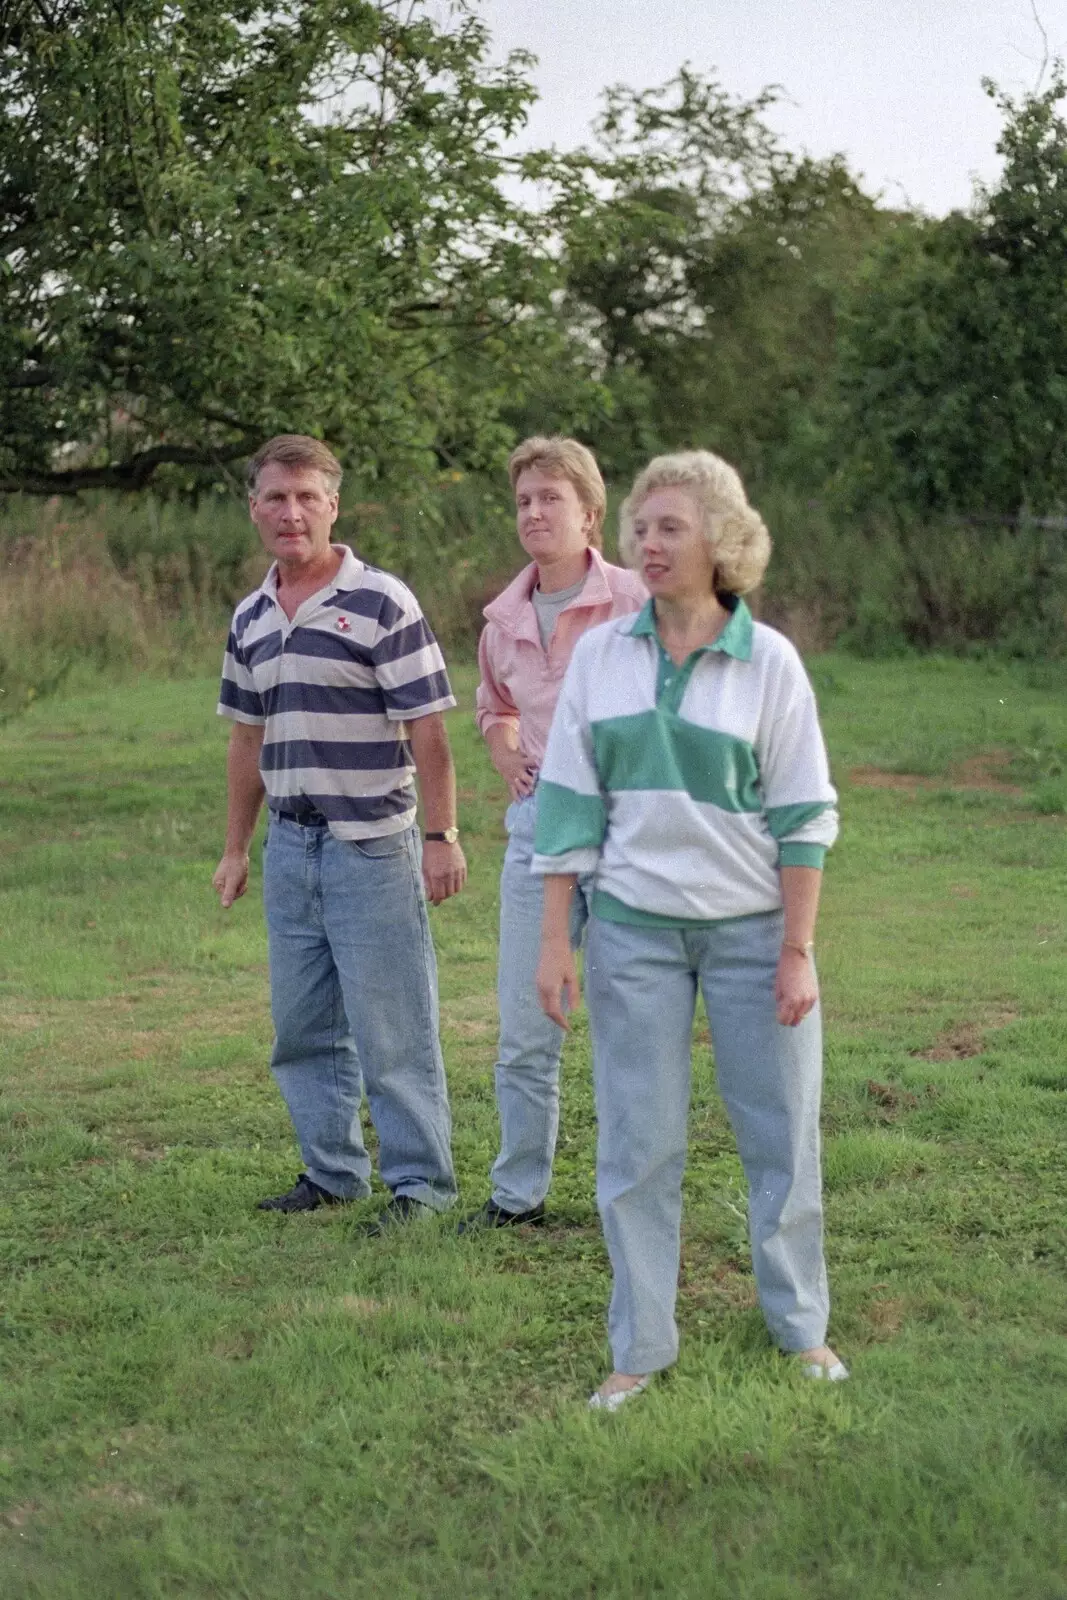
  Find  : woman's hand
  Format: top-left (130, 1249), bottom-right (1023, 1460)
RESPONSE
top-left (775, 947), bottom-right (819, 1027)
top-left (537, 939), bottom-right (581, 1029)
top-left (494, 745), bottom-right (539, 804)
top-left (484, 724), bottom-right (538, 804)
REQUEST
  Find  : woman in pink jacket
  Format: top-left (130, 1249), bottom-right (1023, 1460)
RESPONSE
top-left (462, 436), bottom-right (645, 1230)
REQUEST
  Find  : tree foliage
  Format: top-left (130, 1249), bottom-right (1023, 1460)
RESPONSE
top-left (0, 0), bottom-right (566, 492)
top-left (5, 2), bottom-right (1067, 537)
top-left (534, 70), bottom-right (894, 486)
top-left (836, 74), bottom-right (1067, 517)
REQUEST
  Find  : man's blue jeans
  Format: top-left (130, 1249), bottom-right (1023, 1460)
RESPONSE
top-left (262, 816), bottom-right (456, 1208)
top-left (489, 794), bottom-right (592, 1213)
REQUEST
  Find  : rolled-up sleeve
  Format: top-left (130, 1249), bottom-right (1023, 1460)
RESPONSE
top-left (475, 624), bottom-right (520, 740)
top-left (532, 642), bottom-right (606, 877)
top-left (759, 652), bottom-right (838, 869)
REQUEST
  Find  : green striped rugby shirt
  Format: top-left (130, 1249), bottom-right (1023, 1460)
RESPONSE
top-left (531, 598), bottom-right (838, 927)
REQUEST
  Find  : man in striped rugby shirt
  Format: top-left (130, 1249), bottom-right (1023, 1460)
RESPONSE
top-left (213, 435), bottom-right (464, 1230)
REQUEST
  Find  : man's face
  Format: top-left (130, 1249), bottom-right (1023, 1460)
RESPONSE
top-left (248, 462), bottom-right (339, 571)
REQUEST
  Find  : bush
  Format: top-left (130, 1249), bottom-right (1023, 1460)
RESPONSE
top-left (2, 482), bottom-right (1066, 725)
top-left (0, 499), bottom-right (230, 718)
top-left (755, 489), bottom-right (1067, 660)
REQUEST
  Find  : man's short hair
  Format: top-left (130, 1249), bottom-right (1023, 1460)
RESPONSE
top-left (619, 450), bottom-right (772, 595)
top-left (507, 436), bottom-right (607, 551)
top-left (247, 435), bottom-right (343, 494)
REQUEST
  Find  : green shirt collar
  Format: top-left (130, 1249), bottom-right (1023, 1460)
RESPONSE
top-left (629, 596), bottom-right (753, 661)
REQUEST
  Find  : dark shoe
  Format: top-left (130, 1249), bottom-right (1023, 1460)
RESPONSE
top-left (256, 1174), bottom-right (349, 1213)
top-left (360, 1193), bottom-right (433, 1237)
top-left (457, 1198), bottom-right (546, 1234)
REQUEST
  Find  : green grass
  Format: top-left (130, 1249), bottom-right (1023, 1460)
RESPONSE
top-left (1, 655), bottom-right (1067, 1598)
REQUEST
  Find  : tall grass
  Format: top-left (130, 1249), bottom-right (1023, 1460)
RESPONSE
top-left (0, 482), bottom-right (523, 717)
top-left (2, 482), bottom-right (1066, 720)
top-left (0, 496), bottom-right (257, 718)
top-left (757, 488), bottom-right (1067, 657)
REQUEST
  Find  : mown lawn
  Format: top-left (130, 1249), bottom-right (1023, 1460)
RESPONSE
top-left (1, 654), bottom-right (1066, 1599)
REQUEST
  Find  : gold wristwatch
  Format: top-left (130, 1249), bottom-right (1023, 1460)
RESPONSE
top-left (424, 827), bottom-right (459, 844)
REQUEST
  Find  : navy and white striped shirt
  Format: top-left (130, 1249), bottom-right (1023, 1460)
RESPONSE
top-left (218, 546), bottom-right (456, 838)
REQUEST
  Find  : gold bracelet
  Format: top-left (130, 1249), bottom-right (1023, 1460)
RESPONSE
top-left (782, 939), bottom-right (815, 958)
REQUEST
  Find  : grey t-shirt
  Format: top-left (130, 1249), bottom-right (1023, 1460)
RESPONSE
top-left (531, 575), bottom-right (587, 650)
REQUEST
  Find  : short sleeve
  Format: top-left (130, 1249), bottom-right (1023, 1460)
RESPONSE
top-left (370, 593), bottom-right (456, 721)
top-left (217, 627), bottom-right (265, 725)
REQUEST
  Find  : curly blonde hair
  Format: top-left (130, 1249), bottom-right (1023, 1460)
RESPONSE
top-left (619, 450), bottom-right (771, 594)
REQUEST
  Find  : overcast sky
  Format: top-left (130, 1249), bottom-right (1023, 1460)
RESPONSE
top-left (481, 0), bottom-right (1067, 214)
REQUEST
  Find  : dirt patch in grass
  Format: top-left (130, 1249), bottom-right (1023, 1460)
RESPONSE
top-left (679, 1257), bottom-right (759, 1312)
top-left (83, 1484), bottom-right (148, 1510)
top-left (864, 1295), bottom-right (907, 1340)
top-left (213, 1332), bottom-right (257, 1360)
top-left (866, 1080), bottom-right (921, 1113)
top-left (125, 1142), bottom-right (167, 1161)
top-left (952, 753), bottom-right (1026, 794)
top-left (0, 1007), bottom-right (47, 1033)
top-left (850, 751), bottom-right (1025, 796)
top-left (440, 994), bottom-right (498, 1041)
top-left (336, 1294), bottom-right (389, 1317)
top-left (915, 1022), bottom-right (985, 1061)
top-left (912, 1008), bottom-right (1019, 1062)
top-left (295, 1292), bottom-right (468, 1324)
top-left (1, 1501), bottom-right (39, 1529)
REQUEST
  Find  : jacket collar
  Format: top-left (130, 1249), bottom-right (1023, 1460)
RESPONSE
top-left (482, 547), bottom-right (618, 640)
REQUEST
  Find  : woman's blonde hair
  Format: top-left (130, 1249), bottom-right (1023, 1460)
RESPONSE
top-left (508, 435), bottom-right (606, 550)
top-left (619, 450), bottom-right (771, 594)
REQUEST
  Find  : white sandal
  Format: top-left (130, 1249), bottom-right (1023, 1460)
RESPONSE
top-left (800, 1359), bottom-right (849, 1382)
top-left (588, 1375), bottom-right (652, 1411)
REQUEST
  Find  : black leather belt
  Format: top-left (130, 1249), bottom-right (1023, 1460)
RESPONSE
top-left (273, 807), bottom-right (330, 827)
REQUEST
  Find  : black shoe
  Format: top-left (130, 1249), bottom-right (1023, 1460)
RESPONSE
top-left (256, 1174), bottom-right (349, 1213)
top-left (359, 1193), bottom-right (433, 1237)
top-left (457, 1198), bottom-right (547, 1234)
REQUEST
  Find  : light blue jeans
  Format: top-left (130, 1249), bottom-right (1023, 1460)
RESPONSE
top-left (490, 794), bottom-right (592, 1213)
top-left (585, 912), bottom-right (829, 1374)
top-left (262, 816), bottom-right (456, 1208)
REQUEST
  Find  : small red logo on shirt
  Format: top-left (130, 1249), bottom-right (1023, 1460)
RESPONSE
top-left (336, 616), bottom-right (351, 632)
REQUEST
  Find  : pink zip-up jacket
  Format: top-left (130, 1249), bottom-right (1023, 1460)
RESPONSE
top-left (475, 548), bottom-right (647, 770)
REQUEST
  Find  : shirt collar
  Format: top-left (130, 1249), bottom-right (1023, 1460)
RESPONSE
top-left (629, 595), bottom-right (753, 661)
top-left (262, 543), bottom-right (364, 603)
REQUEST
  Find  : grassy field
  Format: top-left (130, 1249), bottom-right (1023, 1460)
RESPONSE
top-left (1, 654), bottom-right (1066, 1598)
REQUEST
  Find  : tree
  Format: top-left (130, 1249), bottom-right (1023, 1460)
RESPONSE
top-left (537, 69), bottom-right (891, 485)
top-left (835, 74), bottom-right (1067, 517)
top-left (0, 0), bottom-right (569, 493)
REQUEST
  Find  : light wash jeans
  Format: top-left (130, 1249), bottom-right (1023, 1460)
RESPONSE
top-left (585, 911), bottom-right (829, 1374)
top-left (489, 793), bottom-right (592, 1213)
top-left (262, 816), bottom-right (456, 1208)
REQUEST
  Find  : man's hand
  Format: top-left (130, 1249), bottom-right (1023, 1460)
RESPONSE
top-left (422, 839), bottom-right (467, 905)
top-left (536, 939), bottom-right (581, 1030)
top-left (775, 948), bottom-right (819, 1027)
top-left (213, 850), bottom-right (250, 909)
top-left (493, 744), bottom-right (538, 805)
